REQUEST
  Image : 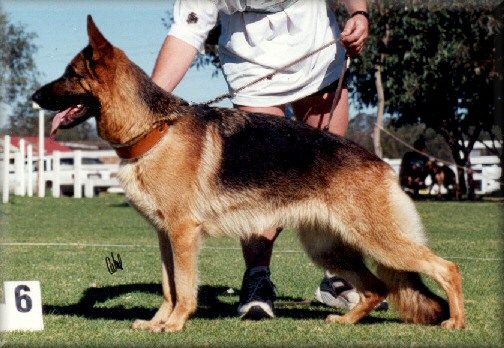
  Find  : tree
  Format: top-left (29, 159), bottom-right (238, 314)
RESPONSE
top-left (349, 0), bottom-right (503, 197)
top-left (1, 6), bottom-right (97, 140)
top-left (0, 5), bottom-right (39, 129)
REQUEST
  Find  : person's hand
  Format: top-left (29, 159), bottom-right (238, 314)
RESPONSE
top-left (340, 13), bottom-right (369, 57)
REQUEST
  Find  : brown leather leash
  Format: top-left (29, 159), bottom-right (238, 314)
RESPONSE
top-left (324, 55), bottom-right (350, 131)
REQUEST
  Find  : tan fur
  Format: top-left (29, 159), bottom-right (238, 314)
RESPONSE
top-left (32, 16), bottom-right (466, 332)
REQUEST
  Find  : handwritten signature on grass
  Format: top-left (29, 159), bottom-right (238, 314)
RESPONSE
top-left (105, 252), bottom-right (123, 275)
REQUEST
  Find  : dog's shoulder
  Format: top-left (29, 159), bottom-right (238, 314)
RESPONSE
top-left (190, 104), bottom-right (252, 136)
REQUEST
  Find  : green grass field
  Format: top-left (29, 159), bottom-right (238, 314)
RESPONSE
top-left (1, 195), bottom-right (502, 347)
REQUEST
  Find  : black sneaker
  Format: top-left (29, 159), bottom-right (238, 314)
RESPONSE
top-left (237, 266), bottom-right (276, 320)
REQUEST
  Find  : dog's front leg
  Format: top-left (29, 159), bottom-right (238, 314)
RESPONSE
top-left (153, 220), bottom-right (201, 332)
top-left (132, 229), bottom-right (175, 331)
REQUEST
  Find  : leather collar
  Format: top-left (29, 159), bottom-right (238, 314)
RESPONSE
top-left (112, 121), bottom-right (169, 161)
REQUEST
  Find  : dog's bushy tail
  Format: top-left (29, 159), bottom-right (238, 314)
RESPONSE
top-left (377, 265), bottom-right (449, 325)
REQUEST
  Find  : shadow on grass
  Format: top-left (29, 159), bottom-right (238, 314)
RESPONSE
top-left (44, 283), bottom-right (397, 324)
top-left (108, 202), bottom-right (131, 208)
top-left (44, 283), bottom-right (159, 321)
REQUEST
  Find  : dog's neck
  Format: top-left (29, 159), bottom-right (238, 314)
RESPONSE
top-left (110, 119), bottom-right (171, 160)
top-left (95, 60), bottom-right (188, 147)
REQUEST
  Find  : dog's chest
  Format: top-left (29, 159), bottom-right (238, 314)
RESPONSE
top-left (117, 163), bottom-right (164, 229)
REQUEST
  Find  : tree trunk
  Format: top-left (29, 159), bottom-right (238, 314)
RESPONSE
top-left (439, 123), bottom-right (467, 198)
top-left (373, 11), bottom-right (389, 159)
top-left (442, 122), bottom-right (483, 200)
top-left (373, 66), bottom-right (384, 158)
top-left (465, 126), bottom-right (483, 200)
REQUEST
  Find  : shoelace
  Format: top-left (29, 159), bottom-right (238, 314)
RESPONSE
top-left (324, 277), bottom-right (354, 294)
top-left (243, 274), bottom-right (277, 302)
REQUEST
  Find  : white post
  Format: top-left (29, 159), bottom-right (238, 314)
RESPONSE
top-left (19, 139), bottom-right (26, 196)
top-left (73, 150), bottom-right (82, 198)
top-left (38, 108), bottom-right (45, 198)
top-left (48, 155), bottom-right (53, 171)
top-left (14, 152), bottom-right (23, 196)
top-left (52, 151), bottom-right (61, 198)
top-left (84, 180), bottom-right (94, 198)
top-left (27, 144), bottom-right (33, 197)
top-left (2, 135), bottom-right (10, 204)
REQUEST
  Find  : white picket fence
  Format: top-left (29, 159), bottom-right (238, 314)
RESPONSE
top-left (1, 135), bottom-right (122, 203)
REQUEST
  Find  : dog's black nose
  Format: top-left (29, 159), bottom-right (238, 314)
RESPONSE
top-left (32, 88), bottom-right (53, 110)
top-left (32, 89), bottom-right (43, 105)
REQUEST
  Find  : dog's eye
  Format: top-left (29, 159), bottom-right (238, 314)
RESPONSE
top-left (65, 65), bottom-right (83, 79)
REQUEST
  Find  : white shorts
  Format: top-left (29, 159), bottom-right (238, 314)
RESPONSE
top-left (218, 0), bottom-right (346, 107)
top-left (169, 0), bottom-right (346, 107)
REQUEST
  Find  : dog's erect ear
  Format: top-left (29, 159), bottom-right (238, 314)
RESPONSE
top-left (87, 15), bottom-right (113, 61)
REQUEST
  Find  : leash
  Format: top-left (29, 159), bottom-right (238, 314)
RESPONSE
top-left (324, 55), bottom-right (350, 131)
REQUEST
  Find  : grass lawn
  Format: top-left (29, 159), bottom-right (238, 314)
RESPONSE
top-left (0, 195), bottom-right (502, 347)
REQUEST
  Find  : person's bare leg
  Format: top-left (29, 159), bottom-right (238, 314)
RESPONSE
top-left (238, 105), bottom-right (286, 117)
top-left (236, 93), bottom-right (347, 311)
top-left (240, 227), bottom-right (282, 269)
top-left (235, 91), bottom-right (351, 317)
top-left (293, 88), bottom-right (363, 312)
top-left (292, 88), bottom-right (349, 136)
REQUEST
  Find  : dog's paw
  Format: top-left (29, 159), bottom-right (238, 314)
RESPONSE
top-left (132, 319), bottom-right (160, 331)
top-left (441, 318), bottom-right (465, 329)
top-left (132, 319), bottom-right (185, 333)
top-left (326, 314), bottom-right (349, 324)
top-left (144, 321), bottom-right (184, 333)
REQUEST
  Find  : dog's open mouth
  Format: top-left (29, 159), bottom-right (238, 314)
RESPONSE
top-left (51, 104), bottom-right (90, 139)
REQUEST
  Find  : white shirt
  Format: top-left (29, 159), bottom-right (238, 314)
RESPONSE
top-left (169, 0), bottom-right (346, 107)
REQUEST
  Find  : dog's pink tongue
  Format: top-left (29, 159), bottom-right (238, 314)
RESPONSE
top-left (50, 109), bottom-right (71, 140)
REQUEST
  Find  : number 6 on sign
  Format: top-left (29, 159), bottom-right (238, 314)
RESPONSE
top-left (0, 281), bottom-right (44, 331)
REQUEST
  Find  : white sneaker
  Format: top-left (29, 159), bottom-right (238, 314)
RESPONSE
top-left (314, 275), bottom-right (360, 311)
top-left (314, 273), bottom-right (389, 312)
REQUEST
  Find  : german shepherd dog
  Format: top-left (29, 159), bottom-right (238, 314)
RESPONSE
top-left (32, 16), bottom-right (465, 332)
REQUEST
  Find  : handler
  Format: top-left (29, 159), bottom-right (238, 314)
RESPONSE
top-left (152, 0), bottom-right (370, 320)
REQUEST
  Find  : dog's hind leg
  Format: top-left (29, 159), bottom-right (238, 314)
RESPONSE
top-left (132, 229), bottom-right (175, 331)
top-left (361, 186), bottom-right (465, 328)
top-left (375, 247), bottom-right (465, 329)
top-left (298, 233), bottom-right (387, 324)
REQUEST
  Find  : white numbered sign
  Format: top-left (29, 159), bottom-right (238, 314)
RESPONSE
top-left (0, 281), bottom-right (44, 331)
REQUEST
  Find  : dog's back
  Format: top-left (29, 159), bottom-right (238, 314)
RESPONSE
top-left (197, 105), bottom-right (383, 188)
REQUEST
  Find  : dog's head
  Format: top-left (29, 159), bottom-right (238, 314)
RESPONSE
top-left (32, 16), bottom-right (122, 139)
